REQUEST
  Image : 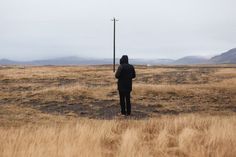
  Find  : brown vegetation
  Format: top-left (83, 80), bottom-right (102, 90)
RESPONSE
top-left (0, 115), bottom-right (236, 157)
top-left (0, 65), bottom-right (236, 156)
top-left (0, 65), bottom-right (235, 120)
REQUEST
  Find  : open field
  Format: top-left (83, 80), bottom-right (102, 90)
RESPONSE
top-left (0, 65), bottom-right (236, 121)
top-left (0, 65), bottom-right (236, 156)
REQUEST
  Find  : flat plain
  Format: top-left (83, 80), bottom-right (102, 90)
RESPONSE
top-left (0, 65), bottom-right (236, 157)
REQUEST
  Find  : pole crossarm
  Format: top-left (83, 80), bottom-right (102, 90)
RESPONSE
top-left (111, 17), bottom-right (119, 21)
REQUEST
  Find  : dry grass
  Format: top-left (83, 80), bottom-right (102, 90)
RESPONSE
top-left (1, 65), bottom-right (235, 119)
top-left (0, 65), bottom-right (236, 156)
top-left (0, 115), bottom-right (236, 157)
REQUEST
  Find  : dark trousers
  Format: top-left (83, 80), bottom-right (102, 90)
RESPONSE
top-left (119, 91), bottom-right (131, 115)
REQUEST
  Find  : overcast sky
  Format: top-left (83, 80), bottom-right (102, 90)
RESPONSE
top-left (0, 0), bottom-right (235, 60)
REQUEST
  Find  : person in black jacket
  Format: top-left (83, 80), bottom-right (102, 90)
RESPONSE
top-left (115, 55), bottom-right (136, 116)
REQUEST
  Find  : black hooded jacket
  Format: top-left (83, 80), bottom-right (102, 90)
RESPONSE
top-left (115, 55), bottom-right (136, 92)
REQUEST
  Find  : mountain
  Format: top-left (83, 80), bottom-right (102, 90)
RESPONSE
top-left (0, 57), bottom-right (112, 65)
top-left (0, 57), bottom-right (174, 65)
top-left (172, 56), bottom-right (208, 65)
top-left (1, 48), bottom-right (236, 65)
top-left (0, 59), bottom-right (21, 65)
top-left (209, 48), bottom-right (236, 64)
top-left (27, 56), bottom-right (112, 65)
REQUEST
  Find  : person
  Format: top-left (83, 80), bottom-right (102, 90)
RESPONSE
top-left (115, 55), bottom-right (136, 116)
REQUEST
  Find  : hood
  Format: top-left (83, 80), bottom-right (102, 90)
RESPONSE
top-left (120, 55), bottom-right (129, 64)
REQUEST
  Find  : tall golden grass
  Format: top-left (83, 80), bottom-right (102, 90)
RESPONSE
top-left (1, 115), bottom-right (236, 157)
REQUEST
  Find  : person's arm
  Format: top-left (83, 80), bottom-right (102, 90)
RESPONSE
top-left (132, 66), bottom-right (136, 79)
top-left (115, 65), bottom-right (122, 79)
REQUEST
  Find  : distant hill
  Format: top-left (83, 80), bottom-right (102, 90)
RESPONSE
top-left (0, 57), bottom-right (113, 66)
top-left (1, 48), bottom-right (236, 65)
top-left (209, 48), bottom-right (236, 64)
top-left (172, 56), bottom-right (208, 65)
top-left (0, 59), bottom-right (21, 65)
top-left (26, 56), bottom-right (112, 65)
top-left (0, 57), bottom-right (175, 65)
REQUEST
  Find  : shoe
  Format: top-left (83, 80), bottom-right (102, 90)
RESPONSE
top-left (118, 113), bottom-right (126, 116)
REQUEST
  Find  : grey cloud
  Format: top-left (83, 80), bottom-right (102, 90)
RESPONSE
top-left (0, 0), bottom-right (235, 60)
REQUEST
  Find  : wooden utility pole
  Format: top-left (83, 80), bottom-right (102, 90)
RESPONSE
top-left (111, 17), bottom-right (118, 72)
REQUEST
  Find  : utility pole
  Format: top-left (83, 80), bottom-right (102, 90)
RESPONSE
top-left (111, 17), bottom-right (118, 72)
